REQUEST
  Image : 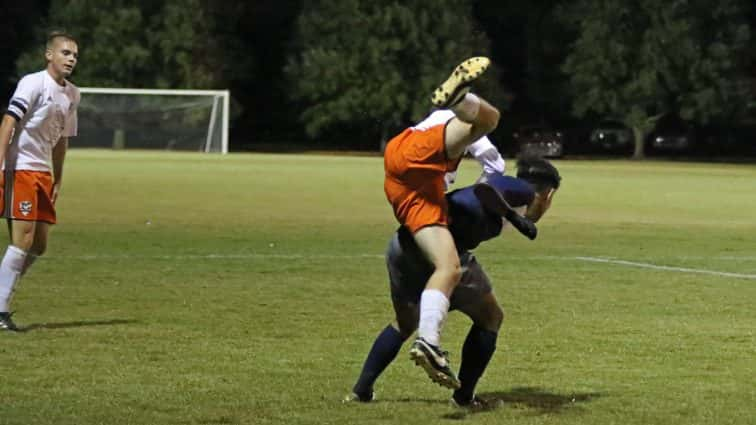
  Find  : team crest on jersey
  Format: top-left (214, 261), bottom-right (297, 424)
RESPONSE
top-left (19, 201), bottom-right (33, 216)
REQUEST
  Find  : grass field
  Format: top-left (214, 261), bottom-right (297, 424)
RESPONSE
top-left (1, 150), bottom-right (754, 425)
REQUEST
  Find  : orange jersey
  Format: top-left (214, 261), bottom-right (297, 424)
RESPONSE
top-left (383, 123), bottom-right (461, 233)
top-left (0, 170), bottom-right (57, 224)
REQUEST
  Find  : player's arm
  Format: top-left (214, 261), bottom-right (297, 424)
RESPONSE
top-left (2, 75), bottom-right (38, 166)
top-left (52, 137), bottom-right (68, 204)
top-left (0, 114), bottom-right (17, 166)
top-left (473, 182), bottom-right (538, 240)
top-left (468, 137), bottom-right (505, 183)
top-left (53, 87), bottom-right (79, 205)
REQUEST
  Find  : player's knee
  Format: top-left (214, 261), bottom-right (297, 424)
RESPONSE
top-left (476, 303), bottom-right (504, 331)
top-left (16, 235), bottom-right (34, 251)
top-left (451, 264), bottom-right (462, 283)
top-left (488, 106), bottom-right (500, 129)
top-left (394, 320), bottom-right (416, 340)
top-left (490, 305), bottom-right (504, 330)
top-left (397, 326), bottom-right (415, 341)
top-left (29, 237), bottom-right (48, 256)
top-left (477, 104), bottom-right (500, 133)
top-left (438, 261), bottom-right (462, 284)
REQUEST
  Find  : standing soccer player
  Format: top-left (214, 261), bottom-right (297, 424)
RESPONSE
top-left (383, 57), bottom-right (500, 388)
top-left (0, 32), bottom-right (80, 331)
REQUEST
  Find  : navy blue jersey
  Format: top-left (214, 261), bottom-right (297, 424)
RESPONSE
top-left (394, 174), bottom-right (536, 255)
top-left (448, 175), bottom-right (535, 251)
top-left (388, 174), bottom-right (536, 301)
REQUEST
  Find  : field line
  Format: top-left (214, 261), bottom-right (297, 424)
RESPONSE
top-left (48, 253), bottom-right (756, 279)
top-left (575, 256), bottom-right (756, 280)
top-left (51, 253), bottom-right (384, 260)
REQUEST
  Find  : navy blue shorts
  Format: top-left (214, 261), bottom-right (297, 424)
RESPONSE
top-left (385, 232), bottom-right (493, 310)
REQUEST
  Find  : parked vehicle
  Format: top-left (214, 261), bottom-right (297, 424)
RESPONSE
top-left (513, 126), bottom-right (564, 158)
top-left (647, 115), bottom-right (695, 153)
top-left (589, 120), bottom-right (633, 153)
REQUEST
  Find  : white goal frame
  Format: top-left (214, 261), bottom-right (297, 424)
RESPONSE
top-left (78, 87), bottom-right (230, 154)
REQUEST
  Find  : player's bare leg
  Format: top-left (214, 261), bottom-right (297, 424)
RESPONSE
top-left (21, 222), bottom-right (48, 275)
top-left (409, 225), bottom-right (462, 389)
top-left (0, 220), bottom-right (36, 331)
top-left (445, 98), bottom-right (500, 159)
top-left (432, 57), bottom-right (501, 160)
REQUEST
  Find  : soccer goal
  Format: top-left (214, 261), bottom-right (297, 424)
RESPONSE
top-left (77, 88), bottom-right (230, 154)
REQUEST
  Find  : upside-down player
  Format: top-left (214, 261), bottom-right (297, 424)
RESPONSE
top-left (349, 157), bottom-right (561, 407)
top-left (383, 56), bottom-right (500, 388)
top-left (0, 32), bottom-right (80, 331)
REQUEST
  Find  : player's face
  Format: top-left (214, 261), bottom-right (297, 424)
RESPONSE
top-left (537, 188), bottom-right (557, 217)
top-left (46, 39), bottom-right (79, 79)
top-left (525, 187), bottom-right (557, 223)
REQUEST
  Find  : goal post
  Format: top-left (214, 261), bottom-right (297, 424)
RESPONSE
top-left (77, 88), bottom-right (230, 154)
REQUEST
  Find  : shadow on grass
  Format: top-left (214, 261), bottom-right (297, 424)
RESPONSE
top-left (19, 319), bottom-right (138, 332)
top-left (441, 386), bottom-right (601, 420)
top-left (377, 386), bottom-right (601, 419)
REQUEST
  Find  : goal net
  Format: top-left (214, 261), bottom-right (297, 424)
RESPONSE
top-left (77, 88), bottom-right (230, 153)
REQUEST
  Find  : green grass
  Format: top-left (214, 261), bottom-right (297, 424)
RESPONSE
top-left (1, 150), bottom-right (754, 424)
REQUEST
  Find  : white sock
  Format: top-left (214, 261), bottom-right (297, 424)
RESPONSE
top-left (0, 245), bottom-right (27, 312)
top-left (417, 289), bottom-right (450, 346)
top-left (451, 93), bottom-right (481, 123)
top-left (21, 253), bottom-right (38, 276)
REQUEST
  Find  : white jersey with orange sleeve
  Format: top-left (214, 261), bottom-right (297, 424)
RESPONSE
top-left (4, 70), bottom-right (80, 172)
top-left (413, 110), bottom-right (506, 188)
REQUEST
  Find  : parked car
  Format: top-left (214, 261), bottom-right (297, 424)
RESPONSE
top-left (648, 129), bottom-right (694, 152)
top-left (647, 115), bottom-right (695, 153)
top-left (513, 126), bottom-right (564, 158)
top-left (589, 120), bottom-right (633, 153)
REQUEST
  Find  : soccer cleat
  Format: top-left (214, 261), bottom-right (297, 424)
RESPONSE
top-left (409, 337), bottom-right (461, 390)
top-left (450, 394), bottom-right (495, 411)
top-left (0, 312), bottom-right (19, 332)
top-left (431, 56), bottom-right (491, 108)
top-left (342, 391), bottom-right (374, 403)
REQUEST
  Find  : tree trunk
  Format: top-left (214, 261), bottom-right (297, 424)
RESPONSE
top-left (632, 126), bottom-right (645, 159)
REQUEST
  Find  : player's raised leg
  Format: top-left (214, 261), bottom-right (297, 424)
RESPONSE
top-left (432, 57), bottom-right (501, 160)
top-left (431, 57), bottom-right (490, 109)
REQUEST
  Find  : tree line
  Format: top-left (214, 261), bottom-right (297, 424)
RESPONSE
top-left (2, 0), bottom-right (753, 157)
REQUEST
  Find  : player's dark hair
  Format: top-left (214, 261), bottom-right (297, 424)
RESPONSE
top-left (46, 31), bottom-right (78, 49)
top-left (516, 156), bottom-right (561, 192)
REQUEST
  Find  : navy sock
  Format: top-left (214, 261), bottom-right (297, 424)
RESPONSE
top-left (353, 324), bottom-right (406, 396)
top-left (454, 325), bottom-right (498, 403)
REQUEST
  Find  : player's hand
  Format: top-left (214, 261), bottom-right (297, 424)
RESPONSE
top-left (504, 209), bottom-right (538, 240)
top-left (52, 184), bottom-right (61, 205)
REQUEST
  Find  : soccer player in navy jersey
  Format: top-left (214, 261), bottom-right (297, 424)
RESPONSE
top-left (345, 157), bottom-right (561, 408)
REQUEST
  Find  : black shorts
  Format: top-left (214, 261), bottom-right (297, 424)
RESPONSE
top-left (386, 232), bottom-right (493, 310)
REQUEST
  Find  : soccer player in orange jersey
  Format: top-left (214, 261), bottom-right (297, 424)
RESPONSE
top-left (0, 32), bottom-right (81, 331)
top-left (349, 158), bottom-right (560, 406)
top-left (383, 57), bottom-right (500, 388)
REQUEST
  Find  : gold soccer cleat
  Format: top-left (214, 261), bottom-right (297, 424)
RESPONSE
top-left (431, 56), bottom-right (490, 108)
